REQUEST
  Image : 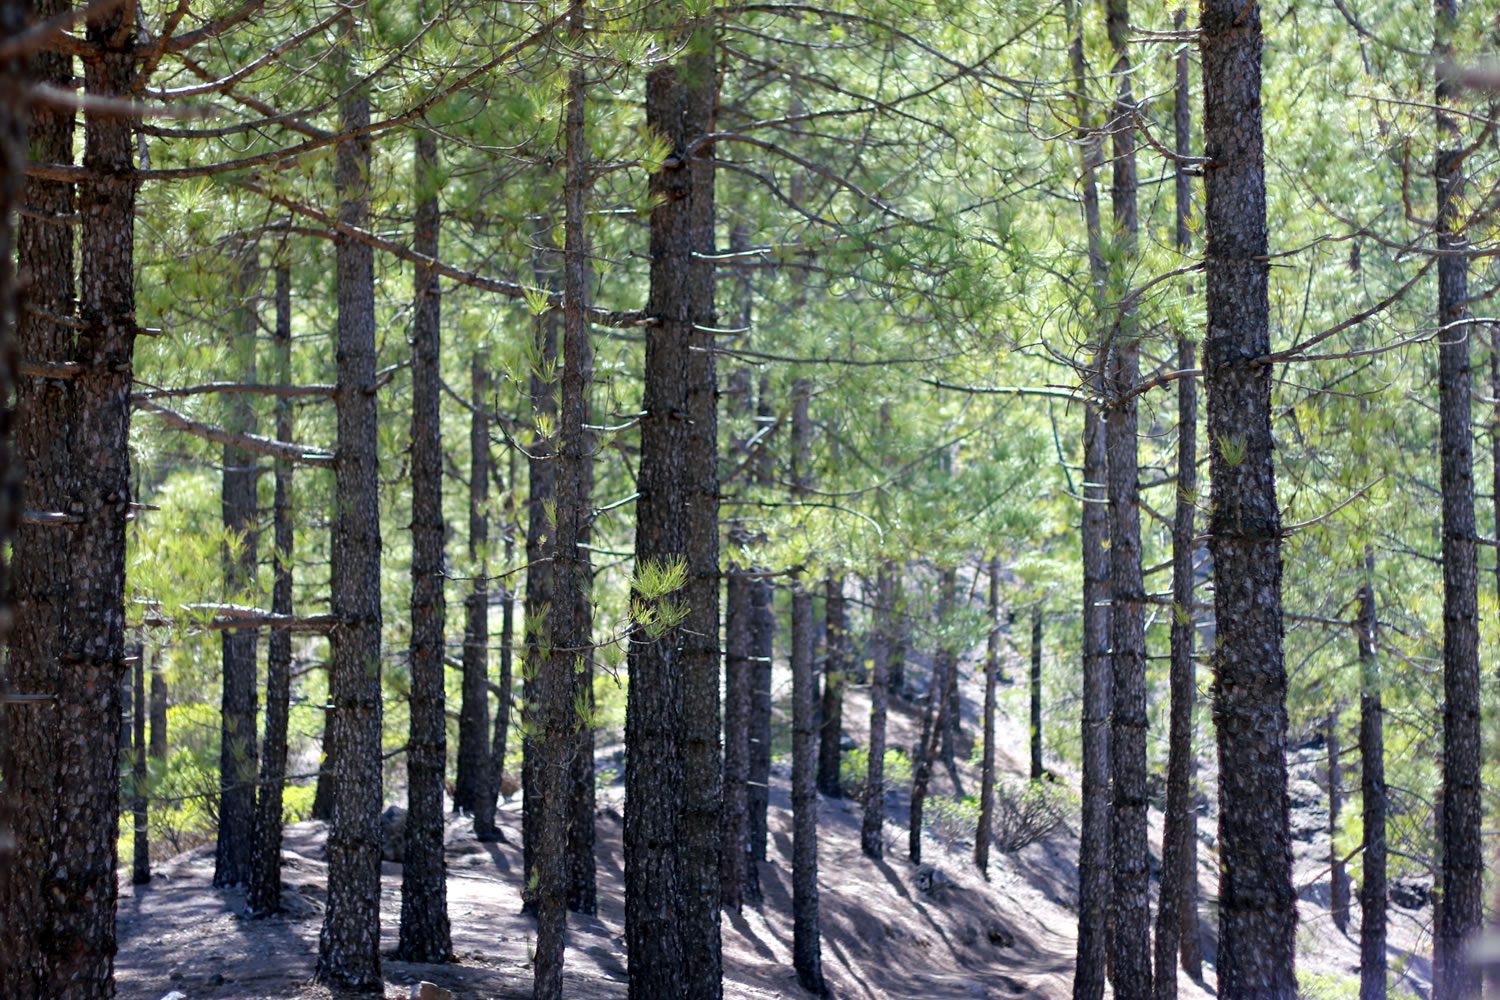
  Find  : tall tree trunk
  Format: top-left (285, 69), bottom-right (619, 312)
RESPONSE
top-left (1358, 553), bottom-right (1386, 1000)
top-left (909, 571), bottom-right (957, 866)
top-left (1029, 607), bottom-right (1043, 780)
top-left (150, 666), bottom-right (169, 762)
top-left (248, 260), bottom-right (296, 918)
top-left (311, 692), bottom-right (335, 822)
top-left (13, 4), bottom-right (142, 990)
top-left (132, 646), bottom-right (150, 885)
top-left (1156, 60), bottom-right (1203, 974)
top-left (536, 58), bottom-right (597, 997)
top-left (1154, 331), bottom-right (1202, 994)
top-left (746, 374), bottom-right (776, 873)
top-left (470, 359), bottom-right (503, 842)
top-left (861, 563), bottom-right (895, 860)
top-left (1201, 0), bottom-right (1296, 988)
top-left (316, 12), bottom-right (384, 983)
top-left (721, 366), bottom-right (754, 909)
top-left (522, 307), bottom-right (558, 911)
top-left (455, 354), bottom-right (491, 817)
top-left (817, 577), bottom-right (847, 797)
top-left (1104, 0), bottom-right (1150, 990)
top-left (560, 65), bottom-right (598, 919)
top-left (1434, 2), bottom-right (1482, 993)
top-left (1328, 711), bottom-right (1349, 934)
top-left (975, 558), bottom-right (1001, 877)
top-left (398, 129), bottom-right (452, 964)
top-left (215, 245), bottom-right (261, 889)
top-left (787, 379), bottom-right (827, 996)
top-left (626, 30), bottom-right (720, 998)
top-left (888, 574), bottom-right (908, 698)
top-left (3, 0), bottom-right (77, 985)
top-left (1070, 0), bottom-right (1112, 989)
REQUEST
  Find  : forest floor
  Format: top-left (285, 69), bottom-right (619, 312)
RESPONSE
top-left (114, 648), bottom-right (1434, 999)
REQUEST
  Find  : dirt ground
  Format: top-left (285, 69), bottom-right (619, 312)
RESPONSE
top-left (115, 650), bottom-right (1431, 999)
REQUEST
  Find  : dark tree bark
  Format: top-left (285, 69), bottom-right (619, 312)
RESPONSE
top-left (1169, 7), bottom-right (1204, 975)
top-left (1201, 0), bottom-right (1297, 989)
top-left (1434, 2), bottom-right (1482, 994)
top-left (535, 59), bottom-right (597, 996)
top-left (150, 666), bottom-right (169, 762)
top-left (559, 66), bottom-right (598, 921)
top-left (1358, 554), bottom-right (1386, 1000)
top-left (311, 698), bottom-right (335, 822)
top-left (215, 245), bottom-right (261, 890)
top-left (0, 0), bottom-right (22, 900)
top-left (2, 0), bottom-right (77, 985)
top-left (1069, 0), bottom-right (1112, 990)
top-left (1328, 711), bottom-right (1349, 935)
top-left (521, 306), bottom-right (558, 911)
top-left (817, 577), bottom-right (848, 797)
top-left (7, 4), bottom-right (141, 990)
top-left (787, 379), bottom-right (827, 996)
top-left (470, 359), bottom-right (504, 843)
top-left (745, 374), bottom-right (776, 873)
top-left (721, 364), bottom-right (754, 909)
top-left (398, 129), bottom-right (453, 965)
top-left (625, 29), bottom-right (721, 999)
top-left (1153, 335), bottom-right (1202, 995)
top-left (888, 574), bottom-right (909, 698)
top-left (316, 15), bottom-right (385, 984)
top-left (247, 261), bottom-right (296, 918)
top-left (1104, 0), bottom-right (1150, 990)
top-left (860, 565), bottom-right (895, 860)
top-left (1028, 607), bottom-right (1043, 781)
top-left (974, 558), bottom-right (1001, 877)
top-left (455, 356), bottom-right (491, 818)
top-left (132, 646), bottom-right (150, 885)
top-left (909, 571), bottom-right (957, 866)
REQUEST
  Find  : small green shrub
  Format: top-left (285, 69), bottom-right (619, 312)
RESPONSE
top-left (840, 747), bottom-right (914, 795)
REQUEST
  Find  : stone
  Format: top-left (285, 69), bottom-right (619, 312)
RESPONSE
top-left (985, 922), bottom-right (1015, 948)
top-left (410, 984), bottom-right (454, 1000)
top-left (382, 804), bottom-right (408, 863)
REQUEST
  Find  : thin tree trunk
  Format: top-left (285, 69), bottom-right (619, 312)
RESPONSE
top-left (1154, 332), bottom-right (1202, 996)
top-left (455, 348), bottom-right (491, 816)
top-left (150, 666), bottom-right (169, 762)
top-left (1358, 552), bottom-right (1386, 1000)
top-left (559, 63), bottom-right (598, 920)
top-left (470, 358), bottom-right (502, 842)
top-left (817, 577), bottom-right (847, 797)
top-left (1171, 6), bottom-right (1205, 977)
top-left (1201, 0), bottom-right (1297, 988)
top-left (311, 696), bottom-right (335, 822)
top-left (975, 558), bottom-right (1001, 877)
top-left (522, 306), bottom-right (558, 912)
top-left (1434, 1), bottom-right (1482, 993)
top-left (721, 362), bottom-right (754, 909)
top-left (861, 563), bottom-right (895, 860)
top-left (3, 2), bottom-right (76, 982)
top-left (1029, 607), bottom-right (1043, 780)
top-left (788, 379), bottom-right (827, 996)
top-left (1070, 0), bottom-right (1112, 989)
top-left (316, 12), bottom-right (384, 983)
top-left (132, 646), bottom-right (150, 885)
top-left (888, 574), bottom-right (909, 698)
top-left (215, 245), bottom-right (261, 889)
top-left (247, 260), bottom-right (296, 918)
top-left (1105, 0), bottom-right (1150, 988)
top-left (398, 128), bottom-right (452, 964)
top-left (746, 374), bottom-right (775, 875)
top-left (1328, 712), bottom-right (1349, 935)
top-left (909, 571), bottom-right (957, 866)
